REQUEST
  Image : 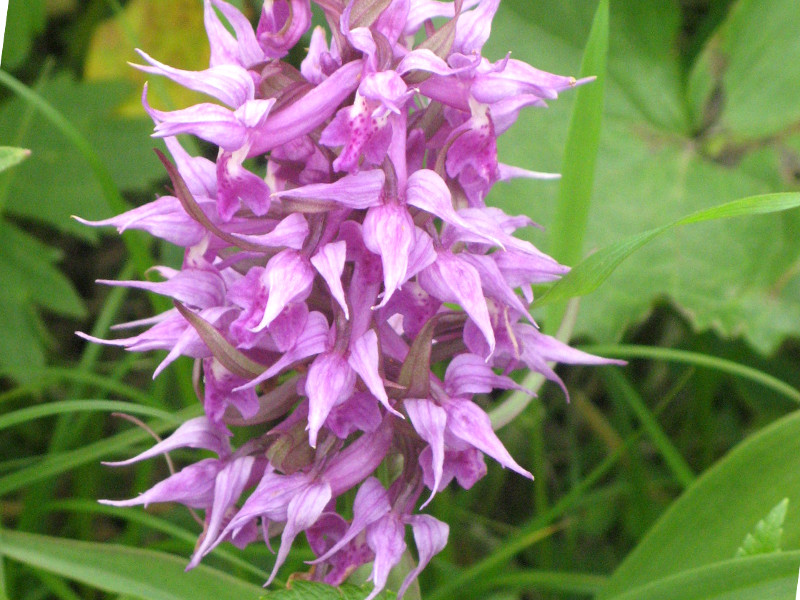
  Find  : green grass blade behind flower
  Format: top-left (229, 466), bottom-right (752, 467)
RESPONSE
top-left (547, 0), bottom-right (609, 329)
top-left (0, 367), bottom-right (155, 406)
top-left (0, 405), bottom-right (200, 497)
top-left (0, 69), bottom-right (153, 278)
top-left (0, 147), bottom-right (30, 174)
top-left (45, 499), bottom-right (269, 580)
top-left (477, 570), bottom-right (607, 597)
top-left (0, 530), bottom-right (266, 600)
top-left (536, 192), bottom-right (800, 307)
top-left (579, 344), bottom-right (800, 404)
top-left (603, 370), bottom-right (695, 488)
top-left (0, 400), bottom-right (176, 432)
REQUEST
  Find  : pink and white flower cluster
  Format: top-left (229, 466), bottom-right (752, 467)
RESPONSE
top-left (80, 0), bottom-right (619, 596)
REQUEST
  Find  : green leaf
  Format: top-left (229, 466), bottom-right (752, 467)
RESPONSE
top-left (0, 73), bottom-right (167, 239)
top-left (606, 552), bottom-right (800, 600)
top-left (0, 147), bottom-right (30, 173)
top-left (0, 530), bottom-right (265, 600)
top-left (547, 0), bottom-right (608, 330)
top-left (535, 193), bottom-right (800, 307)
top-left (0, 221), bottom-right (86, 374)
top-left (736, 498), bottom-right (789, 558)
top-left (688, 0), bottom-right (800, 139)
top-left (488, 1), bottom-right (800, 354)
top-left (1, 0), bottom-right (46, 70)
top-left (262, 581), bottom-right (393, 599)
top-left (598, 410), bottom-right (800, 598)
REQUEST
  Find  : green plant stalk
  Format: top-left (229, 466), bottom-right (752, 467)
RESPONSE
top-left (604, 369), bottom-right (695, 488)
top-left (579, 344), bottom-right (800, 404)
top-left (546, 0), bottom-right (609, 331)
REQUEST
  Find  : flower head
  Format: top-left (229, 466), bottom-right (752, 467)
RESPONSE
top-left (83, 1), bottom-right (622, 597)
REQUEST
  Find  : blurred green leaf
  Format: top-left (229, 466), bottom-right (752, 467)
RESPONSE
top-left (0, 73), bottom-right (167, 239)
top-left (606, 552), bottom-right (800, 600)
top-left (598, 409), bottom-right (800, 597)
top-left (489, 0), bottom-right (800, 353)
top-left (85, 0), bottom-right (211, 116)
top-left (1, 0), bottom-right (46, 70)
top-left (736, 498), bottom-right (788, 558)
top-left (0, 530), bottom-right (265, 600)
top-left (0, 221), bottom-right (85, 374)
top-left (688, 0), bottom-right (800, 139)
top-left (0, 147), bottom-right (30, 173)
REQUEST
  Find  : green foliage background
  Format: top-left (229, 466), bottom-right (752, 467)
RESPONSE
top-left (1, 1), bottom-right (799, 599)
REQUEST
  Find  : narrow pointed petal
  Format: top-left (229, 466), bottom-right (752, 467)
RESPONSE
top-left (234, 213), bottom-right (309, 250)
top-left (239, 311), bottom-right (329, 388)
top-left (348, 330), bottom-right (400, 416)
top-left (272, 170), bottom-right (384, 209)
top-left (252, 250), bottom-right (314, 331)
top-left (216, 149), bottom-right (271, 220)
top-left (363, 203), bottom-right (414, 308)
top-left (100, 459), bottom-right (221, 509)
top-left (187, 455), bottom-right (260, 568)
top-left (310, 477), bottom-right (391, 563)
top-left (326, 420), bottom-right (393, 496)
top-left (418, 250), bottom-right (495, 354)
top-left (208, 0), bottom-right (263, 67)
top-left (405, 399), bottom-right (447, 508)
top-left (134, 49), bottom-right (254, 107)
top-left (103, 417), bottom-right (230, 466)
top-left (311, 241), bottom-right (349, 318)
top-left (266, 480), bottom-right (332, 585)
top-left (97, 269), bottom-right (226, 310)
top-left (444, 353), bottom-right (531, 397)
top-left (306, 352), bottom-right (356, 447)
top-left (74, 196), bottom-right (206, 247)
top-left (445, 397), bottom-right (532, 479)
top-left (406, 169), bottom-right (502, 247)
top-left (365, 514), bottom-right (406, 600)
top-left (397, 515), bottom-right (449, 599)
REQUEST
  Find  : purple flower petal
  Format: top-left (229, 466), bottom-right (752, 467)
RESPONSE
top-left (405, 399), bottom-right (447, 507)
top-left (311, 241), bottom-right (349, 318)
top-left (272, 170), bottom-right (384, 209)
top-left (363, 203), bottom-right (415, 308)
top-left (305, 351), bottom-right (356, 447)
top-left (252, 249), bottom-right (314, 332)
top-left (397, 515), bottom-right (449, 599)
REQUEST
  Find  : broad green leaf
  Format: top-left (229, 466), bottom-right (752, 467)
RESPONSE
top-left (535, 193), bottom-right (800, 306)
top-left (0, 530), bottom-right (265, 600)
top-left (488, 1), bottom-right (800, 353)
top-left (599, 410), bottom-right (800, 598)
top-left (0, 73), bottom-right (167, 239)
top-left (0, 147), bottom-right (29, 173)
top-left (606, 552), bottom-right (800, 600)
top-left (688, 0), bottom-right (800, 139)
top-left (736, 498), bottom-right (788, 558)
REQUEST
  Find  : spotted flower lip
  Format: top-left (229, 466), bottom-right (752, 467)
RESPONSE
top-left (81, 1), bottom-right (623, 597)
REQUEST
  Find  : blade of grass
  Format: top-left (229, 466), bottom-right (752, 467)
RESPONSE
top-left (479, 570), bottom-right (607, 597)
top-left (0, 400), bottom-right (177, 433)
top-left (0, 405), bottom-right (201, 497)
top-left (547, 0), bottom-right (609, 286)
top-left (0, 368), bottom-right (154, 405)
top-left (580, 344), bottom-right (800, 404)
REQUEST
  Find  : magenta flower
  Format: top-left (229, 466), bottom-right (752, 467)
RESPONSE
top-left (82, 1), bottom-right (623, 597)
